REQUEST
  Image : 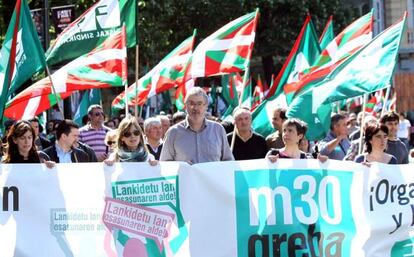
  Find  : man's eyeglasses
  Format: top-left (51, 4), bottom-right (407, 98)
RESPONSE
top-left (186, 101), bottom-right (205, 108)
top-left (123, 130), bottom-right (140, 138)
top-left (93, 112), bottom-right (104, 117)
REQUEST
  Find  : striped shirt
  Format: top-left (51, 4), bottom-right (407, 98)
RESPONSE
top-left (79, 124), bottom-right (111, 159)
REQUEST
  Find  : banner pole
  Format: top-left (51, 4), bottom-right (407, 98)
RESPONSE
top-left (358, 94), bottom-right (367, 155)
top-left (45, 65), bottom-right (64, 118)
top-left (381, 85), bottom-right (391, 117)
top-left (121, 25), bottom-right (129, 117)
top-left (229, 9), bottom-right (259, 152)
top-left (135, 45), bottom-right (139, 119)
top-left (230, 68), bottom-right (250, 151)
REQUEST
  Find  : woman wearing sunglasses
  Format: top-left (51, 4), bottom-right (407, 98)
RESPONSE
top-left (104, 130), bottom-right (117, 155)
top-left (104, 116), bottom-right (157, 166)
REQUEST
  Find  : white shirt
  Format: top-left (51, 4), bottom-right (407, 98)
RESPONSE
top-left (397, 119), bottom-right (411, 138)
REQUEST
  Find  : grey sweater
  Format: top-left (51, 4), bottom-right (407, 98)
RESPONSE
top-left (386, 138), bottom-right (409, 164)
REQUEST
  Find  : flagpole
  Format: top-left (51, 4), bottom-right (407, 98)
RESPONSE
top-left (230, 68), bottom-right (250, 151)
top-left (121, 24), bottom-right (129, 117)
top-left (124, 86), bottom-right (129, 116)
top-left (134, 0), bottom-right (139, 119)
top-left (230, 8), bottom-right (259, 152)
top-left (135, 45), bottom-right (139, 119)
top-left (45, 65), bottom-right (65, 118)
top-left (139, 105), bottom-right (143, 117)
top-left (358, 94), bottom-right (368, 155)
top-left (381, 85), bottom-right (391, 118)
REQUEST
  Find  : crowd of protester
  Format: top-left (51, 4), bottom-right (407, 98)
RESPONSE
top-left (1, 87), bottom-right (413, 167)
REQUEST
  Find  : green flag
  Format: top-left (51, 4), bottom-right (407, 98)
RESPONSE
top-left (74, 91), bottom-right (90, 126)
top-left (221, 73), bottom-right (240, 108)
top-left (251, 16), bottom-right (319, 137)
top-left (251, 93), bottom-right (287, 137)
top-left (74, 89), bottom-right (102, 126)
top-left (0, 0), bottom-right (46, 123)
top-left (287, 92), bottom-right (332, 140)
top-left (240, 70), bottom-right (252, 109)
top-left (288, 14), bottom-right (406, 140)
top-left (319, 16), bottom-right (335, 50)
top-left (46, 0), bottom-right (136, 65)
top-left (311, 14), bottom-right (406, 110)
top-left (268, 15), bottom-right (321, 102)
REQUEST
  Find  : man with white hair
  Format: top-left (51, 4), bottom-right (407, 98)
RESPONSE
top-left (160, 87), bottom-right (234, 163)
top-left (227, 107), bottom-right (267, 160)
top-left (157, 115), bottom-right (171, 139)
top-left (144, 117), bottom-right (163, 160)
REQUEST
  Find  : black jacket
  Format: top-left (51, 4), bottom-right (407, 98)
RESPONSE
top-left (43, 145), bottom-right (89, 163)
top-left (78, 142), bottom-right (98, 162)
top-left (39, 136), bottom-right (52, 150)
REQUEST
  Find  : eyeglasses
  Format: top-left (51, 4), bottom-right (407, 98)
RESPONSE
top-left (123, 130), bottom-right (140, 138)
top-left (186, 101), bottom-right (205, 108)
top-left (93, 112), bottom-right (104, 117)
top-left (106, 141), bottom-right (116, 145)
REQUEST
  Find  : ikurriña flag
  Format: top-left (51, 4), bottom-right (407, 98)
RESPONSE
top-left (251, 75), bottom-right (265, 111)
top-left (284, 11), bottom-right (373, 101)
top-left (190, 9), bottom-right (259, 78)
top-left (319, 15), bottom-right (334, 50)
top-left (287, 13), bottom-right (406, 140)
top-left (310, 13), bottom-right (405, 109)
top-left (4, 27), bottom-right (127, 120)
top-left (112, 31), bottom-right (196, 111)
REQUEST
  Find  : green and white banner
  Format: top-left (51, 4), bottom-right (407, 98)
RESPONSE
top-left (1, 160), bottom-right (414, 256)
top-left (46, 0), bottom-right (136, 65)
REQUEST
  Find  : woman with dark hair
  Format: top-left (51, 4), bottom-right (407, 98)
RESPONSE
top-left (266, 118), bottom-right (328, 162)
top-left (2, 120), bottom-right (54, 167)
top-left (104, 116), bottom-right (157, 165)
top-left (355, 124), bottom-right (397, 164)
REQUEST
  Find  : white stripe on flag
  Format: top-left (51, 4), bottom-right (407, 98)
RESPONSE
top-left (22, 95), bottom-right (41, 119)
top-left (320, 33), bottom-right (372, 70)
top-left (142, 53), bottom-right (192, 98)
top-left (69, 48), bottom-right (125, 69)
top-left (47, 48), bottom-right (125, 93)
top-left (325, 40), bottom-right (338, 60)
top-left (331, 33), bottom-right (372, 63)
top-left (191, 34), bottom-right (255, 78)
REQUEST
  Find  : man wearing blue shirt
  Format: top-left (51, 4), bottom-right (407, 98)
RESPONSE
top-left (319, 114), bottom-right (351, 160)
top-left (43, 120), bottom-right (89, 163)
top-left (160, 87), bottom-right (234, 164)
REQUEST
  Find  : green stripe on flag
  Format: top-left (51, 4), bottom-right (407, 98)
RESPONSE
top-left (216, 12), bottom-right (256, 40)
top-left (69, 67), bottom-right (123, 86)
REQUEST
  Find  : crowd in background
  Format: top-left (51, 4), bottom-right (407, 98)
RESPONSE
top-left (1, 87), bottom-right (413, 168)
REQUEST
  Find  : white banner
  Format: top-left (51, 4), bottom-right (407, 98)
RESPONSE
top-left (1, 160), bottom-right (414, 257)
